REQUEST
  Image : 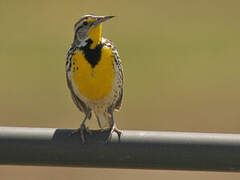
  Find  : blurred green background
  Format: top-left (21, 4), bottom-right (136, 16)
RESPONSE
top-left (0, 0), bottom-right (240, 179)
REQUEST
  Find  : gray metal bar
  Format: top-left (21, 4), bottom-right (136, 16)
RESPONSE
top-left (0, 126), bottom-right (240, 171)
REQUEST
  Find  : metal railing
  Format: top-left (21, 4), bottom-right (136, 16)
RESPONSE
top-left (0, 126), bottom-right (240, 172)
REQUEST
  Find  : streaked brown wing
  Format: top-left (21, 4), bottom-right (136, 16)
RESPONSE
top-left (112, 43), bottom-right (123, 111)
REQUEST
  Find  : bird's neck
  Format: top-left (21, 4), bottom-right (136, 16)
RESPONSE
top-left (88, 24), bottom-right (102, 49)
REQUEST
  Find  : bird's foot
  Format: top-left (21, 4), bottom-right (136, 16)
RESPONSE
top-left (71, 124), bottom-right (91, 144)
top-left (106, 126), bottom-right (122, 143)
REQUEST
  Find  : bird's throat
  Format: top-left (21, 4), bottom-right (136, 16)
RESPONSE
top-left (88, 24), bottom-right (102, 49)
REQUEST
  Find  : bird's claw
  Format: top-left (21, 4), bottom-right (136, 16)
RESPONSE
top-left (71, 124), bottom-right (92, 144)
top-left (106, 126), bottom-right (122, 143)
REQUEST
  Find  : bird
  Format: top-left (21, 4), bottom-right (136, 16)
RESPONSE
top-left (66, 15), bottom-right (123, 143)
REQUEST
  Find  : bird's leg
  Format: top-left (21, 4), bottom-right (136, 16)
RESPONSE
top-left (106, 112), bottom-right (122, 143)
top-left (96, 116), bottom-right (103, 130)
top-left (71, 109), bottom-right (91, 143)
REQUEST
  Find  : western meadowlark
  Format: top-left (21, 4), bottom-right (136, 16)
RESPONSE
top-left (66, 15), bottom-right (123, 143)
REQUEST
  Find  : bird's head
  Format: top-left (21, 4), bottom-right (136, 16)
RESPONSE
top-left (73, 15), bottom-right (114, 49)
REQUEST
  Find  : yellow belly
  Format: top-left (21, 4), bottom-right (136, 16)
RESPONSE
top-left (71, 47), bottom-right (115, 101)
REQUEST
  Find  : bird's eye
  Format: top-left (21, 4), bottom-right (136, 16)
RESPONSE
top-left (83, 21), bottom-right (88, 25)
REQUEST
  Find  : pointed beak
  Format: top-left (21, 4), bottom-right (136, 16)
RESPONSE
top-left (93, 16), bottom-right (115, 26)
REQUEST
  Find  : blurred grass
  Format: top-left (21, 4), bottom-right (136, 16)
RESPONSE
top-left (0, 0), bottom-right (240, 179)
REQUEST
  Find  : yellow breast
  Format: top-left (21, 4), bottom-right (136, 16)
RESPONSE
top-left (71, 46), bottom-right (115, 101)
